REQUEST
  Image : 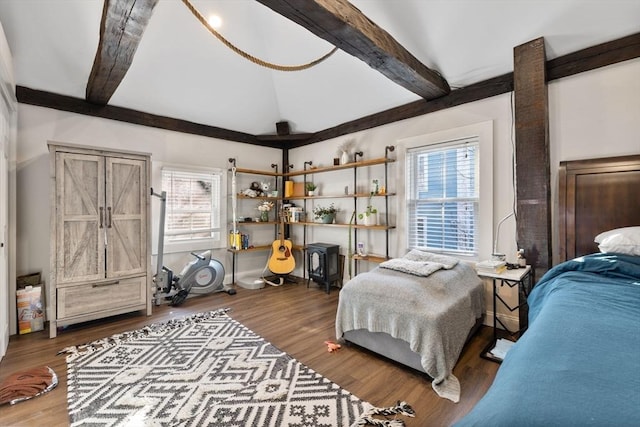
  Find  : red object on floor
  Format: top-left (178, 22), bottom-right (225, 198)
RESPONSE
top-left (324, 340), bottom-right (342, 353)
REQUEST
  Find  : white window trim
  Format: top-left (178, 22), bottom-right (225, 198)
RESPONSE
top-left (396, 121), bottom-right (493, 261)
top-left (152, 162), bottom-right (227, 255)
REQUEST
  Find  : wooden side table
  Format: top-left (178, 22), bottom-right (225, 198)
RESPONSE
top-left (477, 265), bottom-right (533, 363)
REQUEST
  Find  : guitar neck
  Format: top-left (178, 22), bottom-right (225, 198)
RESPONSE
top-left (279, 211), bottom-right (286, 244)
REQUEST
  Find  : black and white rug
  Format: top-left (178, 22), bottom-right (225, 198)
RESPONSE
top-left (61, 309), bottom-right (413, 426)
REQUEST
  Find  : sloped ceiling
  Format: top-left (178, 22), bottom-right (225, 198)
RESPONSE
top-left (1, 0), bottom-right (639, 137)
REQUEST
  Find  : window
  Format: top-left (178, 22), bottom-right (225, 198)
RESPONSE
top-left (406, 137), bottom-right (479, 256)
top-left (161, 167), bottom-right (224, 252)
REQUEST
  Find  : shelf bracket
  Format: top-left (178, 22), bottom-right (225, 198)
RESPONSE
top-left (354, 151), bottom-right (364, 163)
top-left (385, 145), bottom-right (395, 159)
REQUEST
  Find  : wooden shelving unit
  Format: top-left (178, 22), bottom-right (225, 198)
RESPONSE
top-left (227, 160), bottom-right (283, 286)
top-left (289, 146), bottom-right (396, 278)
top-left (228, 148), bottom-right (396, 285)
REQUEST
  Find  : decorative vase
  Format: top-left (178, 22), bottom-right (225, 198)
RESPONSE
top-left (260, 211), bottom-right (269, 222)
top-left (321, 213), bottom-right (335, 224)
top-left (363, 212), bottom-right (378, 226)
top-left (340, 151), bottom-right (349, 165)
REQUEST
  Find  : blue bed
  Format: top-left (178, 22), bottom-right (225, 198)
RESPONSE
top-left (455, 253), bottom-right (640, 426)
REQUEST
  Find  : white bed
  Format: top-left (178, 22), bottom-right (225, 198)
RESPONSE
top-left (335, 251), bottom-right (484, 402)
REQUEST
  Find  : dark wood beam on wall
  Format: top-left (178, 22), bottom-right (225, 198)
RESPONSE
top-left (299, 73), bottom-right (513, 147)
top-left (256, 0), bottom-right (450, 100)
top-left (295, 31), bottom-right (640, 147)
top-left (17, 33), bottom-right (639, 149)
top-left (513, 37), bottom-right (552, 279)
top-left (16, 87), bottom-right (271, 147)
top-left (86, 0), bottom-right (159, 105)
top-left (547, 32), bottom-right (640, 80)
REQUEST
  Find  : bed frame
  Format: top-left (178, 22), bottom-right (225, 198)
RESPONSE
top-left (558, 154), bottom-right (640, 262)
top-left (344, 317), bottom-right (483, 374)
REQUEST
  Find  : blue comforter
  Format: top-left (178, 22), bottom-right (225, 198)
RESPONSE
top-left (455, 253), bottom-right (640, 426)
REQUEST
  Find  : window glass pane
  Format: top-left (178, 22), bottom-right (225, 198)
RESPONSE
top-left (161, 168), bottom-right (222, 243)
top-left (407, 138), bottom-right (478, 255)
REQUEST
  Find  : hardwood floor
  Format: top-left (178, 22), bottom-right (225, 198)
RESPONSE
top-left (0, 281), bottom-right (499, 426)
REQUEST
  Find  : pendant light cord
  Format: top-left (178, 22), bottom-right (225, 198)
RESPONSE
top-left (181, 0), bottom-right (338, 71)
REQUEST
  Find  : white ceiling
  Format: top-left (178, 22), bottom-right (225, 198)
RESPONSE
top-left (1, 0), bottom-right (639, 136)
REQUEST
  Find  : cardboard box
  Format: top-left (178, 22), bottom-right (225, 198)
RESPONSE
top-left (17, 285), bottom-right (45, 334)
top-left (293, 182), bottom-right (307, 197)
top-left (17, 272), bottom-right (41, 288)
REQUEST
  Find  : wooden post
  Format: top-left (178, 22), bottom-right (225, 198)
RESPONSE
top-left (513, 37), bottom-right (551, 327)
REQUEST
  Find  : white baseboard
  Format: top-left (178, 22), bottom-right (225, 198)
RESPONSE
top-left (484, 310), bottom-right (520, 332)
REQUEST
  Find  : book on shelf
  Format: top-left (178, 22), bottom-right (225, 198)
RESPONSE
top-left (476, 259), bottom-right (507, 274)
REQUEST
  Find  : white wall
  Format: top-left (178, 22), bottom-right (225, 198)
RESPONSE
top-left (548, 58), bottom-right (640, 264)
top-left (12, 57), bottom-right (640, 335)
top-left (0, 20), bottom-right (16, 358)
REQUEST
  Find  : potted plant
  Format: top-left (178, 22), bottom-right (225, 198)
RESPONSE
top-left (257, 200), bottom-right (274, 222)
top-left (306, 182), bottom-right (317, 196)
top-left (313, 203), bottom-right (337, 224)
top-left (358, 194), bottom-right (378, 226)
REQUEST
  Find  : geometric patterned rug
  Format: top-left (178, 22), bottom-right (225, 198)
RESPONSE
top-left (60, 309), bottom-right (411, 427)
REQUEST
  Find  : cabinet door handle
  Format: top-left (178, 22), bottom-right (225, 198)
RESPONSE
top-left (99, 207), bottom-right (104, 229)
top-left (92, 280), bottom-right (120, 288)
top-left (107, 207), bottom-right (112, 228)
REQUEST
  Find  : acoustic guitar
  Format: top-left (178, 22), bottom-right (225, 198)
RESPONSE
top-left (268, 211), bottom-right (295, 275)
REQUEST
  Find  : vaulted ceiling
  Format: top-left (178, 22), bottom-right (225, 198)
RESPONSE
top-left (1, 0), bottom-right (639, 143)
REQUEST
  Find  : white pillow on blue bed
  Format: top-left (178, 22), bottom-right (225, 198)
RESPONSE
top-left (594, 226), bottom-right (640, 256)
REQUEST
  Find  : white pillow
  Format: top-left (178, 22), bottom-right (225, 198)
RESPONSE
top-left (594, 226), bottom-right (640, 256)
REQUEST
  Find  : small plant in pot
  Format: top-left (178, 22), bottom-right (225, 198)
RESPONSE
top-left (358, 205), bottom-right (378, 226)
top-left (313, 203), bottom-right (337, 224)
top-left (306, 182), bottom-right (317, 196)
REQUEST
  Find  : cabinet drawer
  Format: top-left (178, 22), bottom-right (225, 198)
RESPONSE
top-left (57, 276), bottom-right (147, 319)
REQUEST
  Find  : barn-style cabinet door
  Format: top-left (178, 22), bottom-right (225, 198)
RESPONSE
top-left (49, 143), bottom-right (151, 338)
top-left (105, 157), bottom-right (147, 278)
top-left (54, 152), bottom-right (105, 284)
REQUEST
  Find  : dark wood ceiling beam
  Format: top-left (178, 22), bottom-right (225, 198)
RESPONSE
top-left (547, 32), bottom-right (640, 80)
top-left (16, 87), bottom-right (271, 147)
top-left (86, 0), bottom-right (159, 105)
top-left (256, 0), bottom-right (450, 100)
top-left (296, 31), bottom-right (640, 147)
top-left (298, 73), bottom-right (513, 147)
top-left (17, 33), bottom-right (639, 148)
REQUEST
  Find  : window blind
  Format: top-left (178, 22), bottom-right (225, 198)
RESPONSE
top-left (406, 137), bottom-right (479, 256)
top-left (161, 168), bottom-right (222, 242)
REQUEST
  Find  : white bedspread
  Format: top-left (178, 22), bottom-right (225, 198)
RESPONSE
top-left (335, 261), bottom-right (484, 402)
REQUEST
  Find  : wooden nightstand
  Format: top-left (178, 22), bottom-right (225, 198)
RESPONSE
top-left (477, 265), bottom-right (533, 363)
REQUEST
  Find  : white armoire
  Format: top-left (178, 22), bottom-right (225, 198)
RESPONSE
top-left (48, 143), bottom-right (152, 338)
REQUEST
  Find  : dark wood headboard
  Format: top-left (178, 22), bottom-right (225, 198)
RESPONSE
top-left (558, 155), bottom-right (640, 262)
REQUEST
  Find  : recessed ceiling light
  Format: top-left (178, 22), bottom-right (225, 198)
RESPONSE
top-left (207, 14), bottom-right (222, 29)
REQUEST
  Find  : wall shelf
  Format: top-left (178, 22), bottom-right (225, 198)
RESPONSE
top-left (290, 222), bottom-right (395, 230)
top-left (228, 148), bottom-right (396, 284)
top-left (285, 157), bottom-right (395, 177)
top-left (286, 192), bottom-right (396, 201)
top-left (228, 159), bottom-right (283, 286)
top-left (294, 146), bottom-right (396, 278)
top-left (352, 254), bottom-right (390, 263)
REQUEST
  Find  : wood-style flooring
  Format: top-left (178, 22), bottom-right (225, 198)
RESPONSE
top-left (0, 280), bottom-right (499, 426)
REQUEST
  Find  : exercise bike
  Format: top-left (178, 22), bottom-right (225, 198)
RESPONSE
top-left (151, 189), bottom-right (236, 306)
